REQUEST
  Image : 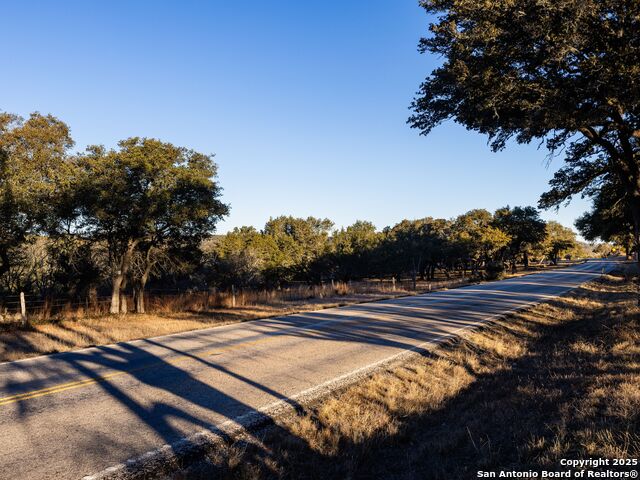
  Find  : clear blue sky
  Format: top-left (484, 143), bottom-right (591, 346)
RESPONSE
top-left (3, 0), bottom-right (589, 234)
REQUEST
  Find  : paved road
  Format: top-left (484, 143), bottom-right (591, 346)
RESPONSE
top-left (0, 259), bottom-right (618, 479)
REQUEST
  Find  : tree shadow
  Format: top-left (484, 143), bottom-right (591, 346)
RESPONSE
top-left (215, 282), bottom-right (638, 480)
top-left (0, 265), bottom-right (619, 479)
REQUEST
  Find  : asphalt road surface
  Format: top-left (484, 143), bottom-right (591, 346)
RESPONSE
top-left (0, 259), bottom-right (618, 479)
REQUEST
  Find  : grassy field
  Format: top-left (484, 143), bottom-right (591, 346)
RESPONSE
top-left (0, 264), bottom-right (577, 363)
top-left (161, 271), bottom-right (639, 480)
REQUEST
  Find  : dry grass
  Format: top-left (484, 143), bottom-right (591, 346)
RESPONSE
top-left (0, 278), bottom-right (476, 363)
top-left (166, 271), bottom-right (639, 480)
top-left (0, 293), bottom-right (393, 363)
top-left (0, 263), bottom-right (582, 363)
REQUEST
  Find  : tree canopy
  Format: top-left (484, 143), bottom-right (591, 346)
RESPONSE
top-left (74, 137), bottom-right (228, 313)
top-left (575, 178), bottom-right (634, 256)
top-left (493, 206), bottom-right (547, 270)
top-left (0, 112), bottom-right (74, 280)
top-left (410, 0), bottom-right (640, 251)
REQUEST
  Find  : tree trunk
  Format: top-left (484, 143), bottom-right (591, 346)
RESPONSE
top-left (523, 251), bottom-right (529, 269)
top-left (133, 251), bottom-right (155, 314)
top-left (110, 274), bottom-right (124, 314)
top-left (109, 241), bottom-right (137, 315)
top-left (411, 258), bottom-right (418, 290)
top-left (119, 289), bottom-right (128, 314)
top-left (133, 273), bottom-right (149, 314)
top-left (628, 198), bottom-right (640, 306)
top-left (134, 287), bottom-right (145, 314)
top-left (88, 286), bottom-right (98, 310)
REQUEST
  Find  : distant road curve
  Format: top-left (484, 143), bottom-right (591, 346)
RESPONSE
top-left (0, 258), bottom-right (619, 480)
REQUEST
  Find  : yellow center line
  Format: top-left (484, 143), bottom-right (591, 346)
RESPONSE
top-left (0, 337), bottom-right (271, 407)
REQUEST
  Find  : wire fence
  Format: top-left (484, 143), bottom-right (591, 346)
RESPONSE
top-left (0, 275), bottom-right (473, 324)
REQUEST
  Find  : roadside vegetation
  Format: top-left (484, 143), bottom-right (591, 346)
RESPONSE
top-left (1, 265), bottom-right (576, 362)
top-left (0, 110), bottom-right (616, 363)
top-left (0, 115), bottom-right (600, 323)
top-left (159, 270), bottom-right (639, 480)
top-left (0, 276), bottom-right (468, 362)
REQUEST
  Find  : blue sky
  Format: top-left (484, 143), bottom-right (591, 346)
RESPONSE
top-left (3, 0), bottom-right (590, 234)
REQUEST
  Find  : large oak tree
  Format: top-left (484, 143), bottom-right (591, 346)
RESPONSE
top-left (75, 138), bottom-right (228, 314)
top-left (409, 0), bottom-right (639, 253)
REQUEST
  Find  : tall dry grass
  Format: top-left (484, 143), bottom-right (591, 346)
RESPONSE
top-left (0, 278), bottom-right (472, 362)
top-left (0, 277), bottom-right (472, 322)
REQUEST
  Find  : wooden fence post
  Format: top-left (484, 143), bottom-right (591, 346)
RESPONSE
top-left (231, 285), bottom-right (236, 308)
top-left (392, 277), bottom-right (396, 292)
top-left (20, 292), bottom-right (27, 327)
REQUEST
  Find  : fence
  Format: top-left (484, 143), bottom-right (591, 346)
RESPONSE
top-left (0, 276), bottom-right (473, 325)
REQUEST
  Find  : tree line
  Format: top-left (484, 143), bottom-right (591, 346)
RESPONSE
top-left (210, 208), bottom-right (589, 290)
top-left (0, 111), bottom-right (228, 314)
top-left (0, 110), bottom-right (606, 317)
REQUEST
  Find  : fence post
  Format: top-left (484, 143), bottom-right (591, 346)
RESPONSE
top-left (20, 292), bottom-right (27, 327)
top-left (231, 284), bottom-right (236, 308)
top-left (392, 277), bottom-right (396, 292)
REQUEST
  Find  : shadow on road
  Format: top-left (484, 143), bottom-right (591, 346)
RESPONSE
top-left (0, 262), bottom-right (620, 479)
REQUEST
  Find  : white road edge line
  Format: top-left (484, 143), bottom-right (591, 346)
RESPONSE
top-left (82, 268), bottom-right (609, 480)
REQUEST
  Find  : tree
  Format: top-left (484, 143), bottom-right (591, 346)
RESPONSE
top-left (452, 209), bottom-right (510, 276)
top-left (209, 227), bottom-right (280, 288)
top-left (263, 216), bottom-right (333, 282)
top-left (543, 221), bottom-right (579, 265)
top-left (75, 138), bottom-right (228, 314)
top-left (493, 206), bottom-right (547, 272)
top-left (0, 112), bottom-right (74, 287)
top-left (409, 1), bottom-right (640, 258)
top-left (329, 221), bottom-right (381, 280)
top-left (383, 218), bottom-right (451, 286)
top-left (575, 178), bottom-right (635, 258)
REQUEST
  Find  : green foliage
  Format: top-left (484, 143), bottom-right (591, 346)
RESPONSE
top-left (73, 137), bottom-right (228, 312)
top-left (451, 209), bottom-right (510, 274)
top-left (207, 207), bottom-right (554, 289)
top-left (76, 137), bottom-right (228, 249)
top-left (0, 112), bottom-right (74, 280)
top-left (208, 227), bottom-right (279, 287)
top-left (410, 0), bottom-right (640, 252)
top-left (575, 178), bottom-right (634, 256)
top-left (543, 221), bottom-right (579, 265)
top-left (328, 221), bottom-right (381, 280)
top-left (263, 216), bottom-right (333, 282)
top-left (493, 206), bottom-right (547, 269)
